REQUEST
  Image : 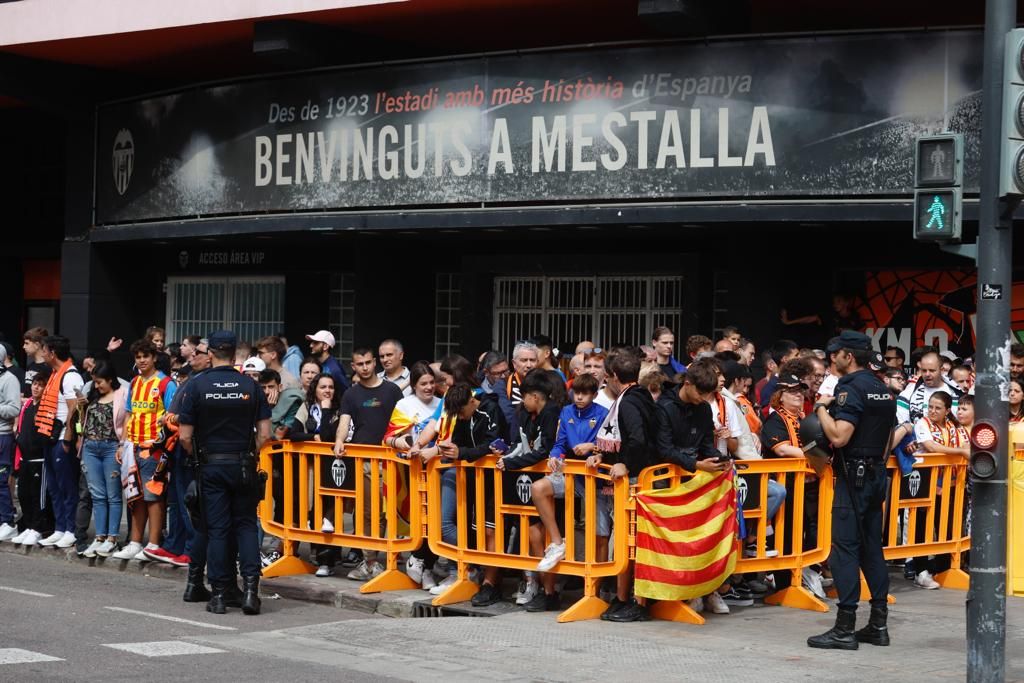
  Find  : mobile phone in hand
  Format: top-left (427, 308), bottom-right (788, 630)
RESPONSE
top-left (490, 438), bottom-right (509, 454)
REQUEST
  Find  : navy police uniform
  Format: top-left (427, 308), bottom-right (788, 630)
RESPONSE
top-left (808, 329), bottom-right (895, 650)
top-left (178, 331), bottom-right (271, 615)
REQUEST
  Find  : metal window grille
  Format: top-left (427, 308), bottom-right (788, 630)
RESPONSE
top-left (165, 276), bottom-right (284, 344)
top-left (329, 273), bottom-right (356, 366)
top-left (434, 273), bottom-right (462, 359)
top-left (493, 275), bottom-right (684, 353)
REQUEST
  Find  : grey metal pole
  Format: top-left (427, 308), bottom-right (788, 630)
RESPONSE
top-left (968, 0), bottom-right (1016, 680)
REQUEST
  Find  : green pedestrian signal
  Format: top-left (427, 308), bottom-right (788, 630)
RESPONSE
top-left (914, 189), bottom-right (961, 241)
top-left (913, 134), bottom-right (963, 243)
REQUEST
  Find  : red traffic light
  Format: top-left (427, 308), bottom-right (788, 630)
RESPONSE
top-left (971, 421), bottom-right (999, 451)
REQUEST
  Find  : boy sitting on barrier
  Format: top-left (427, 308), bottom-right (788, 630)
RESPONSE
top-left (493, 370), bottom-right (561, 609)
top-left (524, 372), bottom-right (610, 612)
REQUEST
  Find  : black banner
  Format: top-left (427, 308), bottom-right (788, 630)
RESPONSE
top-left (96, 31), bottom-right (982, 224)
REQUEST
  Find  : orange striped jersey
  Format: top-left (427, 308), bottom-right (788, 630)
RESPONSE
top-left (125, 373), bottom-right (176, 444)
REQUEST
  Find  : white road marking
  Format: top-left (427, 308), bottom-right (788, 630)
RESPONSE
top-left (0, 648), bottom-right (63, 665)
top-left (0, 586), bottom-right (54, 598)
top-left (103, 606), bottom-right (238, 631)
top-left (102, 641), bottom-right (226, 657)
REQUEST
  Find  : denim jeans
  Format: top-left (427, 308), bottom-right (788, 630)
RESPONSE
top-left (162, 447), bottom-right (196, 557)
top-left (0, 435), bottom-right (14, 524)
top-left (765, 479), bottom-right (786, 523)
top-left (44, 441), bottom-right (80, 533)
top-left (82, 440), bottom-right (122, 537)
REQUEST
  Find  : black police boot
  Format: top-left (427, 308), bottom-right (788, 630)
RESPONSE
top-left (224, 579), bottom-right (244, 608)
top-left (206, 585), bottom-right (227, 615)
top-left (182, 564), bottom-right (211, 603)
top-left (241, 576), bottom-right (261, 615)
top-left (807, 607), bottom-right (859, 650)
top-left (855, 604), bottom-right (890, 646)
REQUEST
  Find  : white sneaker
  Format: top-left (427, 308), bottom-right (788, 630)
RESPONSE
top-left (20, 530), bottom-right (41, 547)
top-left (96, 539), bottom-right (116, 557)
top-left (537, 541), bottom-right (566, 572)
top-left (112, 541), bottom-right (143, 560)
top-left (136, 543), bottom-right (160, 561)
top-left (38, 530), bottom-right (65, 547)
top-left (915, 570), bottom-right (940, 590)
top-left (315, 564), bottom-right (334, 577)
top-left (82, 539), bottom-right (102, 558)
top-left (406, 556), bottom-right (425, 583)
top-left (706, 592), bottom-right (730, 615)
top-left (421, 570), bottom-right (437, 591)
top-left (11, 528), bottom-right (29, 544)
top-left (0, 523), bottom-right (17, 541)
top-left (347, 560), bottom-right (383, 581)
top-left (515, 577), bottom-right (540, 606)
top-left (321, 517), bottom-right (334, 533)
top-left (688, 597), bottom-right (704, 613)
top-left (55, 531), bottom-right (77, 548)
top-left (802, 567), bottom-right (827, 599)
top-left (430, 574), bottom-right (458, 595)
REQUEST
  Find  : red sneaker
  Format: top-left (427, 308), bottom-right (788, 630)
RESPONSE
top-left (170, 554), bottom-right (190, 568)
top-left (142, 546), bottom-right (180, 565)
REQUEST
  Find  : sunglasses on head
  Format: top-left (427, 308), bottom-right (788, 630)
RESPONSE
top-left (583, 347), bottom-right (604, 355)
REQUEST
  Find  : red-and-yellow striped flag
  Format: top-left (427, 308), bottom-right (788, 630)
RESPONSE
top-left (633, 469), bottom-right (739, 601)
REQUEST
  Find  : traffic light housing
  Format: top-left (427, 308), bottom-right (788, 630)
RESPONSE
top-left (1001, 28), bottom-right (1024, 197)
top-left (969, 420), bottom-right (999, 479)
top-left (913, 134), bottom-right (962, 242)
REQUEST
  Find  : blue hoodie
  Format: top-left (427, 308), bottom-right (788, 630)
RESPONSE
top-left (550, 401), bottom-right (610, 459)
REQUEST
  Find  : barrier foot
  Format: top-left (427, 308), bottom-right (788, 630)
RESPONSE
top-left (360, 568), bottom-right (419, 594)
top-left (764, 586), bottom-right (829, 613)
top-left (262, 554), bottom-right (317, 579)
top-left (431, 579), bottom-right (479, 606)
top-left (859, 578), bottom-right (896, 604)
top-left (649, 600), bottom-right (706, 625)
top-left (557, 595), bottom-right (609, 623)
top-left (934, 568), bottom-right (970, 591)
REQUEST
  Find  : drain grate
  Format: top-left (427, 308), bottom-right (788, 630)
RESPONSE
top-left (412, 600), bottom-right (497, 618)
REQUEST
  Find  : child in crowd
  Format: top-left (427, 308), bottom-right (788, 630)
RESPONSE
top-left (525, 372), bottom-right (609, 612)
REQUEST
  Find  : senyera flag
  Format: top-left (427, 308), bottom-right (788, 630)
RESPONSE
top-left (633, 469), bottom-right (739, 601)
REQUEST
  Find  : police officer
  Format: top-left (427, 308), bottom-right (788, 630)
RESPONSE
top-left (178, 331), bottom-right (271, 615)
top-left (806, 330), bottom-right (895, 650)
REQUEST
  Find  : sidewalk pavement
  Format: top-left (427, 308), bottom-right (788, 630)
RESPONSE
top-left (4, 540), bottom-right (1023, 681)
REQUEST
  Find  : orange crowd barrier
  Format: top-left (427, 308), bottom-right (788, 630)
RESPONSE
top-left (425, 455), bottom-right (631, 623)
top-left (881, 453), bottom-right (970, 591)
top-left (635, 458), bottom-right (834, 625)
top-left (257, 440), bottom-right (422, 593)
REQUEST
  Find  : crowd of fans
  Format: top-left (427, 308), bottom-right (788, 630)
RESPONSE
top-left (0, 321), bottom-right (1021, 621)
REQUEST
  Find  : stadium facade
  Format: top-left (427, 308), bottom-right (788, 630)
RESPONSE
top-left (2, 1), bottom-right (1019, 364)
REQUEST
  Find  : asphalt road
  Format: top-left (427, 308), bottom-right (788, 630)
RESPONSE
top-left (4, 549), bottom-right (1024, 682)
top-left (0, 551), bottom-right (397, 683)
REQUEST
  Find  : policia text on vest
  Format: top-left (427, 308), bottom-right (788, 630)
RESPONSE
top-left (806, 330), bottom-right (897, 651)
top-left (177, 330), bottom-right (272, 616)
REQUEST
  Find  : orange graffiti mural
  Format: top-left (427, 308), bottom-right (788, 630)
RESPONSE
top-left (856, 271), bottom-right (1023, 357)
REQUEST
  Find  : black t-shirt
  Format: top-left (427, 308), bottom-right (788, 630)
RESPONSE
top-left (339, 380), bottom-right (404, 445)
top-left (760, 412), bottom-right (795, 457)
top-left (177, 366), bottom-right (271, 453)
top-left (23, 361), bottom-right (48, 397)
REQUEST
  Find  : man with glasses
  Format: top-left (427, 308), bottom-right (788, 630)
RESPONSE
top-left (480, 350), bottom-right (516, 436)
top-left (883, 368), bottom-right (907, 396)
top-left (883, 346), bottom-right (906, 371)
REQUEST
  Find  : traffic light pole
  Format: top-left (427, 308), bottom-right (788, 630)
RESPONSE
top-left (969, 0), bottom-right (1016, 680)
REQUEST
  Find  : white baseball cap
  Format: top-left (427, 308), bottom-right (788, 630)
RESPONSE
top-left (305, 330), bottom-right (336, 348)
top-left (242, 357), bottom-right (266, 373)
